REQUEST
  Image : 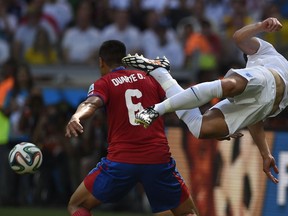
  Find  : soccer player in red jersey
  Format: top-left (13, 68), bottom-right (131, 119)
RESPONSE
top-left (65, 40), bottom-right (199, 216)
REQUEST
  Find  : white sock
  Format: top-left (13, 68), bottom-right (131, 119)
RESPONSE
top-left (154, 80), bottom-right (223, 115)
top-left (150, 67), bottom-right (183, 114)
top-left (150, 67), bottom-right (203, 138)
top-left (149, 68), bottom-right (181, 97)
top-left (176, 109), bottom-right (203, 138)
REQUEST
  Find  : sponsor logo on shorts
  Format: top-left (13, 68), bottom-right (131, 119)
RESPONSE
top-left (245, 73), bottom-right (253, 77)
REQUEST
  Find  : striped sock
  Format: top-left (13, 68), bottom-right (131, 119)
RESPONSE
top-left (72, 208), bottom-right (92, 216)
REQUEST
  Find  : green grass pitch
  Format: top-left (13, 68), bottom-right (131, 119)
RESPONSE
top-left (0, 207), bottom-right (150, 216)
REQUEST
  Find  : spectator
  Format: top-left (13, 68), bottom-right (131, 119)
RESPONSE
top-left (6, 0), bottom-right (28, 20)
top-left (0, 0), bottom-right (18, 42)
top-left (0, 58), bottom-right (18, 206)
top-left (0, 58), bottom-right (18, 108)
top-left (261, 2), bottom-right (288, 58)
top-left (27, 0), bottom-right (59, 34)
top-left (197, 18), bottom-right (226, 86)
top-left (0, 109), bottom-right (10, 205)
top-left (245, 0), bottom-right (266, 21)
top-left (92, 0), bottom-right (111, 30)
top-left (274, 0), bottom-right (288, 18)
top-left (61, 0), bottom-right (101, 65)
top-left (141, 9), bottom-right (160, 32)
top-left (19, 87), bottom-right (45, 141)
top-left (100, 9), bottom-right (141, 54)
top-left (109, 0), bottom-right (131, 10)
top-left (0, 38), bottom-right (10, 65)
top-left (1, 62), bottom-right (37, 205)
top-left (12, 5), bottom-right (57, 60)
top-left (0, 59), bottom-right (18, 172)
top-left (140, 0), bottom-right (169, 13)
top-left (221, 0), bottom-right (255, 38)
top-left (166, 0), bottom-right (193, 29)
top-left (129, 0), bottom-right (146, 31)
top-left (191, 0), bottom-right (207, 24)
top-left (141, 18), bottom-right (184, 69)
top-left (2, 62), bottom-right (34, 145)
top-left (219, 0), bottom-right (255, 64)
top-left (204, 0), bottom-right (229, 33)
top-left (24, 27), bottom-right (58, 65)
top-left (201, 18), bottom-right (222, 54)
top-left (142, 9), bottom-right (176, 41)
top-left (182, 22), bottom-right (213, 71)
top-left (43, 0), bottom-right (73, 32)
top-left (31, 103), bottom-right (72, 205)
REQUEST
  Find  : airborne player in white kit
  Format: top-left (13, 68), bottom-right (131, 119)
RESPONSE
top-left (123, 17), bottom-right (288, 184)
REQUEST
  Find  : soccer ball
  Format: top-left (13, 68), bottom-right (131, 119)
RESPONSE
top-left (8, 142), bottom-right (43, 174)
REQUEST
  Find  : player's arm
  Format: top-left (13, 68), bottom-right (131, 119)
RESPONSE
top-left (247, 121), bottom-right (279, 184)
top-left (233, 17), bottom-right (282, 55)
top-left (65, 96), bottom-right (103, 137)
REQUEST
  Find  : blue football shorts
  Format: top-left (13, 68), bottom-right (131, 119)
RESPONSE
top-left (84, 157), bottom-right (190, 213)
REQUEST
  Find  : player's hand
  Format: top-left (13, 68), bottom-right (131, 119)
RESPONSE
top-left (262, 154), bottom-right (279, 184)
top-left (65, 116), bottom-right (84, 137)
top-left (217, 132), bottom-right (243, 141)
top-left (261, 17), bottom-right (282, 32)
top-left (229, 131), bottom-right (244, 139)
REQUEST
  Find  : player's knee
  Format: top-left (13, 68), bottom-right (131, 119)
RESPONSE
top-left (221, 79), bottom-right (238, 97)
top-left (198, 127), bottom-right (214, 139)
top-left (194, 118), bottom-right (213, 138)
top-left (221, 76), bottom-right (247, 97)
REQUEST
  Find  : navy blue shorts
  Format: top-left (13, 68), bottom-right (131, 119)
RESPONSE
top-left (84, 157), bottom-right (190, 213)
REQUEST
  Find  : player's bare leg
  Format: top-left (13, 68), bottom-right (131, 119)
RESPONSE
top-left (136, 73), bottom-right (247, 126)
top-left (171, 196), bottom-right (199, 216)
top-left (124, 54), bottom-right (246, 138)
top-left (154, 196), bottom-right (199, 216)
top-left (199, 108), bottom-right (229, 139)
top-left (68, 181), bottom-right (101, 216)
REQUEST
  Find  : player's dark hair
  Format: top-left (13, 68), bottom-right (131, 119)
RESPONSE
top-left (99, 40), bottom-right (126, 66)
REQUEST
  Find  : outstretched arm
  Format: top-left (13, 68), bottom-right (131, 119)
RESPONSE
top-left (247, 121), bottom-right (279, 184)
top-left (233, 17), bottom-right (282, 55)
top-left (65, 96), bottom-right (103, 137)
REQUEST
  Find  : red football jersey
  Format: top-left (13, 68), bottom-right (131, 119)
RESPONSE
top-left (87, 68), bottom-right (171, 164)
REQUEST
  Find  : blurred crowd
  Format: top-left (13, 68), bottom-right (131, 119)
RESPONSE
top-left (1, 0), bottom-right (288, 70)
top-left (1, 0), bottom-right (288, 212)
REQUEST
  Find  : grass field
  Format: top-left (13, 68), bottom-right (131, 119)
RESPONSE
top-left (0, 207), bottom-right (150, 216)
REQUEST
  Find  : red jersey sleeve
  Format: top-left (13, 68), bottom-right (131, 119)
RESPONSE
top-left (87, 78), bottom-right (109, 103)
